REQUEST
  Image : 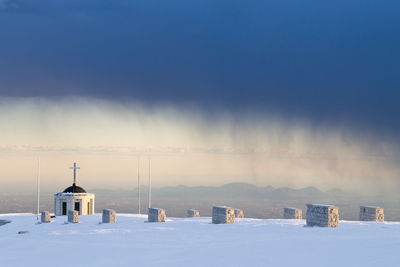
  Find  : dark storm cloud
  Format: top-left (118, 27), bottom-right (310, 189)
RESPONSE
top-left (1, 0), bottom-right (400, 134)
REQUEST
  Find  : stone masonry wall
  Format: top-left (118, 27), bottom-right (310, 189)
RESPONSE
top-left (284, 208), bottom-right (302, 219)
top-left (41, 211), bottom-right (51, 223)
top-left (102, 209), bottom-right (116, 223)
top-left (212, 206), bottom-right (235, 224)
top-left (359, 206), bottom-right (384, 222)
top-left (187, 209), bottom-right (200, 217)
top-left (68, 210), bottom-right (79, 223)
top-left (148, 208), bottom-right (166, 222)
top-left (306, 204), bottom-right (339, 227)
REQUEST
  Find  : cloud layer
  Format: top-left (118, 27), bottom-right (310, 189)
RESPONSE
top-left (0, 0), bottom-right (400, 136)
top-left (1, 97), bottom-right (399, 195)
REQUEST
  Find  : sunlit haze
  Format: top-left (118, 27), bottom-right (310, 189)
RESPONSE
top-left (1, 97), bottom-right (399, 196)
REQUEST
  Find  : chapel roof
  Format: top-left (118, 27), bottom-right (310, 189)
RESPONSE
top-left (63, 183), bottom-right (87, 193)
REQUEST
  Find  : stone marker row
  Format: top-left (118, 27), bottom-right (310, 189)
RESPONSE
top-left (282, 204), bottom-right (385, 226)
top-left (41, 209), bottom-right (117, 224)
top-left (41, 206), bottom-right (241, 225)
top-left (39, 204), bottom-right (385, 227)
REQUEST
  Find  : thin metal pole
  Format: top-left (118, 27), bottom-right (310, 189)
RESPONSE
top-left (73, 162), bottom-right (76, 185)
top-left (148, 158), bottom-right (151, 209)
top-left (138, 157), bottom-right (140, 215)
top-left (36, 158), bottom-right (40, 221)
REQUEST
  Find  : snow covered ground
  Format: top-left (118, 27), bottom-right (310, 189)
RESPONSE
top-left (1, 213), bottom-right (399, 267)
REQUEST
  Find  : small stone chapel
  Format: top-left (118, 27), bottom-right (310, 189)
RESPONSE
top-left (54, 162), bottom-right (95, 216)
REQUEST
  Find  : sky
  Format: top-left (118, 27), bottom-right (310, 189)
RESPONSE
top-left (0, 0), bottom-right (400, 194)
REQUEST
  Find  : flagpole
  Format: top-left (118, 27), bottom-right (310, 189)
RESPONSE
top-left (138, 157), bottom-right (141, 215)
top-left (36, 158), bottom-right (40, 221)
top-left (148, 157), bottom-right (151, 209)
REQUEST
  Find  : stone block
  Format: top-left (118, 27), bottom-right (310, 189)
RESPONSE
top-left (41, 211), bottom-right (51, 223)
top-left (212, 206), bottom-right (235, 224)
top-left (148, 208), bottom-right (166, 222)
top-left (235, 209), bottom-right (244, 218)
top-left (306, 204), bottom-right (339, 227)
top-left (102, 209), bottom-right (116, 223)
top-left (187, 209), bottom-right (200, 217)
top-left (283, 208), bottom-right (302, 219)
top-left (359, 206), bottom-right (384, 222)
top-left (68, 210), bottom-right (79, 223)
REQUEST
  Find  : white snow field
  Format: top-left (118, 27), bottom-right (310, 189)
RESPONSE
top-left (1, 213), bottom-right (399, 267)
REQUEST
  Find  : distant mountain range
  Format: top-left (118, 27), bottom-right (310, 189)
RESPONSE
top-left (92, 182), bottom-right (356, 201)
